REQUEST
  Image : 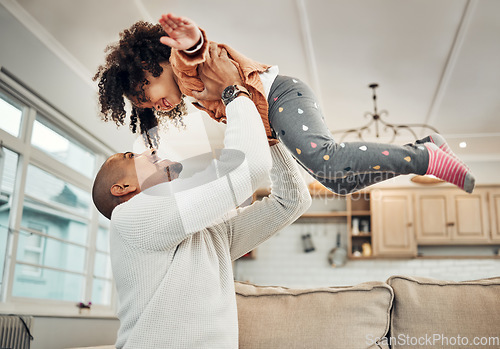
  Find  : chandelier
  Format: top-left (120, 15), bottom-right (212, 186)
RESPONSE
top-left (332, 83), bottom-right (439, 143)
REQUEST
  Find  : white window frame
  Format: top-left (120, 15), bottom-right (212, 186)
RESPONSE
top-left (92, 225), bottom-right (113, 306)
top-left (20, 222), bottom-right (47, 278)
top-left (0, 68), bottom-right (117, 318)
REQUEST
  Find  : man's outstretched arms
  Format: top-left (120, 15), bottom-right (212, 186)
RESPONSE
top-left (227, 142), bottom-right (312, 261)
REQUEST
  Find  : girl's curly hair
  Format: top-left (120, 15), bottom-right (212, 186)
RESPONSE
top-left (93, 21), bottom-right (186, 147)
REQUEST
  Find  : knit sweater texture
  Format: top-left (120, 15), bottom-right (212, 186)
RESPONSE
top-left (110, 97), bottom-right (311, 348)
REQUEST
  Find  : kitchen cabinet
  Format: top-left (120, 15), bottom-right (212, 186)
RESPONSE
top-left (414, 188), bottom-right (489, 244)
top-left (371, 190), bottom-right (416, 257)
top-left (349, 191), bottom-right (372, 259)
top-left (414, 191), bottom-right (449, 242)
top-left (490, 189), bottom-right (500, 242)
top-left (242, 184), bottom-right (499, 261)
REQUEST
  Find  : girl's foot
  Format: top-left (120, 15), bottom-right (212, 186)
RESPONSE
top-left (428, 133), bottom-right (470, 171)
top-left (424, 143), bottom-right (475, 193)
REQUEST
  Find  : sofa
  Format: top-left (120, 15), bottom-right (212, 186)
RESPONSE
top-left (72, 275), bottom-right (500, 349)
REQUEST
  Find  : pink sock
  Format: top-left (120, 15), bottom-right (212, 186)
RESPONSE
top-left (425, 143), bottom-right (475, 193)
top-left (429, 133), bottom-right (470, 171)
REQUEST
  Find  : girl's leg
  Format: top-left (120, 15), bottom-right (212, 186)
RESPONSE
top-left (307, 170), bottom-right (399, 196)
top-left (267, 75), bottom-right (474, 194)
top-left (304, 136), bottom-right (460, 195)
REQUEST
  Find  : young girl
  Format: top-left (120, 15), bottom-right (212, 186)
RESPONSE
top-left (94, 13), bottom-right (474, 194)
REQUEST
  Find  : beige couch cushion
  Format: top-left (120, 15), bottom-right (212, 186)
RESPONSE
top-left (387, 275), bottom-right (500, 349)
top-left (67, 346), bottom-right (115, 349)
top-left (235, 281), bottom-right (393, 349)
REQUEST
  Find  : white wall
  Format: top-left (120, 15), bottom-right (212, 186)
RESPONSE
top-left (234, 222), bottom-right (500, 288)
top-left (31, 317), bottom-right (119, 349)
top-left (465, 159), bottom-right (500, 185)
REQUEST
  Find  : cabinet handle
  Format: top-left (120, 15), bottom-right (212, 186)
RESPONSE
top-left (407, 223), bottom-right (413, 227)
top-left (447, 222), bottom-right (455, 227)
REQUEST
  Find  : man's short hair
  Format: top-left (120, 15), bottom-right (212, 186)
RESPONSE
top-left (92, 158), bottom-right (124, 220)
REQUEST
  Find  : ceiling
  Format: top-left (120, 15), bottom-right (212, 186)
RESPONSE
top-left (2, 0), bottom-right (500, 161)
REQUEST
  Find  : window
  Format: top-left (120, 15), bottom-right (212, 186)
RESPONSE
top-left (93, 224), bottom-right (113, 306)
top-left (19, 223), bottom-right (47, 277)
top-left (15, 164), bottom-right (90, 301)
top-left (31, 115), bottom-right (96, 178)
top-left (0, 72), bottom-right (115, 316)
top-left (0, 91), bottom-right (22, 137)
top-left (0, 147), bottom-right (19, 285)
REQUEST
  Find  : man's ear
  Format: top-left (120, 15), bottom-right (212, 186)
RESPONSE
top-left (110, 184), bottom-right (138, 197)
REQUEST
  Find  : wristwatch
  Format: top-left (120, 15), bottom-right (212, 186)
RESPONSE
top-left (221, 85), bottom-right (251, 106)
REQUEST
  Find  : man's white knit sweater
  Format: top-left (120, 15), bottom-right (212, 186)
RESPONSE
top-left (109, 97), bottom-right (311, 348)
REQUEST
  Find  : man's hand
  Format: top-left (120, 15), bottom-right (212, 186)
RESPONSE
top-left (159, 13), bottom-right (201, 50)
top-left (192, 43), bottom-right (244, 101)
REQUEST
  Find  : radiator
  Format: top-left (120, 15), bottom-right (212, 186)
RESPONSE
top-left (0, 315), bottom-right (33, 349)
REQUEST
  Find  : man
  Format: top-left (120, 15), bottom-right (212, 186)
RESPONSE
top-left (92, 45), bottom-right (311, 348)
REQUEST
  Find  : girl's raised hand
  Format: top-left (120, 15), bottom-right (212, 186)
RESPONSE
top-left (159, 13), bottom-right (201, 50)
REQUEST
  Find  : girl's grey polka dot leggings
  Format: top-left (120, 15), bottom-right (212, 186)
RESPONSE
top-left (267, 75), bottom-right (430, 195)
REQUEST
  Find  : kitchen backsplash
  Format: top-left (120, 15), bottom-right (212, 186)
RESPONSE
top-left (234, 222), bottom-right (500, 287)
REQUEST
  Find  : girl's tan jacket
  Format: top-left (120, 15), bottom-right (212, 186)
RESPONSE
top-left (170, 28), bottom-right (276, 143)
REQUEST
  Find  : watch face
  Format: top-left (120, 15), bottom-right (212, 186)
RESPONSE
top-left (223, 85), bottom-right (236, 99)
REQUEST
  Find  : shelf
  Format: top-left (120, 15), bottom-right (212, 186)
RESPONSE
top-left (348, 255), bottom-right (374, 260)
top-left (257, 182), bottom-right (374, 260)
top-left (351, 210), bottom-right (371, 216)
top-left (352, 233), bottom-right (372, 238)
